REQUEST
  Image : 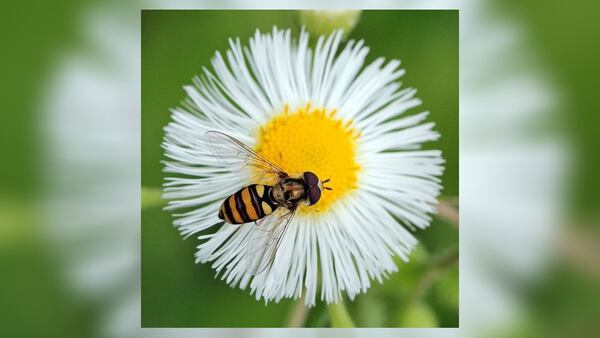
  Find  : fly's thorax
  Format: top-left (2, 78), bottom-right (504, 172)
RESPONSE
top-left (270, 183), bottom-right (285, 204)
top-left (272, 178), bottom-right (307, 207)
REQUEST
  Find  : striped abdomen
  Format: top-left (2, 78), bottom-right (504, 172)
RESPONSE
top-left (218, 184), bottom-right (279, 224)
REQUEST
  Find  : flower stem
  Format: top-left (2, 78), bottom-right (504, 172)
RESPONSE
top-left (437, 197), bottom-right (459, 227)
top-left (328, 299), bottom-right (355, 327)
top-left (286, 292), bottom-right (310, 327)
top-left (141, 186), bottom-right (163, 209)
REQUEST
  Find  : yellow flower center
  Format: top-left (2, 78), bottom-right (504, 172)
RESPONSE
top-left (255, 104), bottom-right (360, 214)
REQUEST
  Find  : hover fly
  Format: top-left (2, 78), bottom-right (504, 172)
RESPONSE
top-left (204, 131), bottom-right (332, 275)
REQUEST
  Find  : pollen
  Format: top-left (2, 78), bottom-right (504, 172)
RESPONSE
top-left (255, 104), bottom-right (361, 214)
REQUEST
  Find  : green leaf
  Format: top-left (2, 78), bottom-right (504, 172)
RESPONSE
top-left (356, 295), bottom-right (386, 327)
top-left (397, 301), bottom-right (439, 328)
top-left (328, 300), bottom-right (355, 328)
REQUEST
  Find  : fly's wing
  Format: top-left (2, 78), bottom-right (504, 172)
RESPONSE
top-left (245, 208), bottom-right (296, 276)
top-left (204, 130), bottom-right (287, 181)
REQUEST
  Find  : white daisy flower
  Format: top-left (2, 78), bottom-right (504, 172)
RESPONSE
top-left (162, 27), bottom-right (444, 306)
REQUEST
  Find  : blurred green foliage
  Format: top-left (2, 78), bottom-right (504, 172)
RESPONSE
top-left (1, 1), bottom-right (83, 198)
top-left (142, 10), bottom-right (458, 327)
top-left (500, 0), bottom-right (600, 219)
top-left (1, 2), bottom-right (96, 338)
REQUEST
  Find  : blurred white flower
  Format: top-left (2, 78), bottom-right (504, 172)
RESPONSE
top-left (163, 27), bottom-right (444, 306)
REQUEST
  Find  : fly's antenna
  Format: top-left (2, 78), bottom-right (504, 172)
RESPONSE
top-left (322, 178), bottom-right (333, 191)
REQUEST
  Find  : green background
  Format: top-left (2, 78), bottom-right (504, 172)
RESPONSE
top-left (142, 10), bottom-right (458, 327)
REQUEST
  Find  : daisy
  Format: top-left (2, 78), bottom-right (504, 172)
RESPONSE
top-left (162, 27), bottom-right (444, 306)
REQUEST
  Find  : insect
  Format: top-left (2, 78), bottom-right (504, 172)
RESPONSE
top-left (204, 130), bottom-right (332, 275)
